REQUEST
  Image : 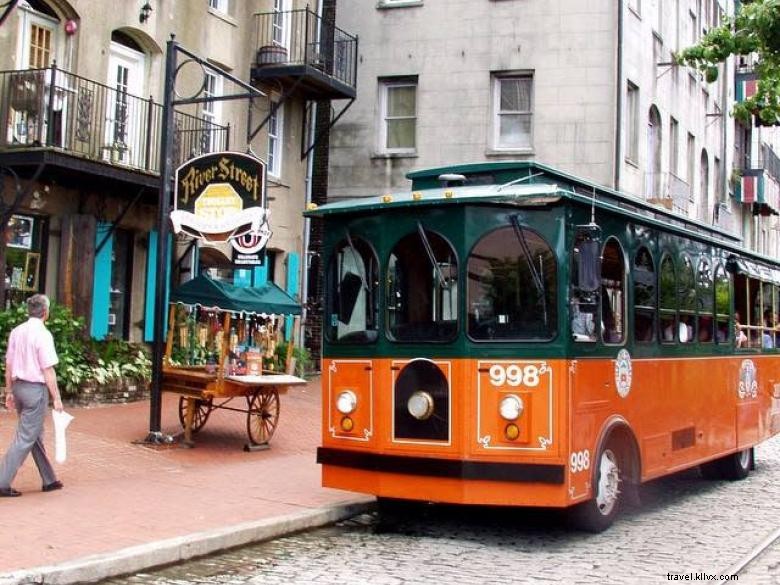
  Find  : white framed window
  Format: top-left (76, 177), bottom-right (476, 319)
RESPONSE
top-left (492, 73), bottom-right (533, 151)
top-left (272, 0), bottom-right (292, 48)
top-left (379, 78), bottom-right (417, 154)
top-left (379, 0), bottom-right (424, 7)
top-left (16, 3), bottom-right (61, 68)
top-left (649, 0), bottom-right (662, 36)
top-left (267, 102), bottom-right (284, 177)
top-left (687, 133), bottom-right (696, 200)
top-left (669, 117), bottom-right (679, 176)
top-left (208, 0), bottom-right (228, 14)
top-left (201, 71), bottom-right (223, 153)
top-left (626, 81), bottom-right (639, 163)
top-left (105, 41), bottom-right (146, 165)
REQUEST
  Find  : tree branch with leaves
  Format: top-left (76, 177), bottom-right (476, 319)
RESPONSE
top-left (676, 0), bottom-right (780, 124)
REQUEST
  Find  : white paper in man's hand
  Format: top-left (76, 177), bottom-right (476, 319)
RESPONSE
top-left (52, 410), bottom-right (74, 463)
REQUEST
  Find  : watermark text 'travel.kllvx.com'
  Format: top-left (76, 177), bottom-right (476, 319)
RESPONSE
top-left (666, 572), bottom-right (737, 581)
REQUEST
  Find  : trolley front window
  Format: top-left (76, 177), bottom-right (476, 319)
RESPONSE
top-left (386, 226), bottom-right (458, 342)
top-left (467, 223), bottom-right (557, 341)
top-left (326, 235), bottom-right (379, 343)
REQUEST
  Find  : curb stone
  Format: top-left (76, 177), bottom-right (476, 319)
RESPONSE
top-left (0, 499), bottom-right (374, 585)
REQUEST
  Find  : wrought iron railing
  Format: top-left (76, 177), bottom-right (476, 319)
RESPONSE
top-left (0, 66), bottom-right (230, 174)
top-left (253, 8), bottom-right (358, 90)
top-left (644, 171), bottom-right (691, 214)
top-left (737, 144), bottom-right (780, 185)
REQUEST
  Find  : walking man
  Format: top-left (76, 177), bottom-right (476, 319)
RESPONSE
top-left (0, 294), bottom-right (63, 497)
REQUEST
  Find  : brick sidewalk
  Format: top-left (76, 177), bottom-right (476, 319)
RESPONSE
top-left (0, 377), bottom-right (369, 581)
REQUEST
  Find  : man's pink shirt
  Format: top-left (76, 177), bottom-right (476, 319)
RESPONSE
top-left (6, 317), bottom-right (59, 384)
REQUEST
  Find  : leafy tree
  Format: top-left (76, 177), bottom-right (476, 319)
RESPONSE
top-left (676, 0), bottom-right (780, 124)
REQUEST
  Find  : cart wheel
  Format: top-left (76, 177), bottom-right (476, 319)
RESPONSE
top-left (247, 388), bottom-right (280, 445)
top-left (178, 396), bottom-right (212, 433)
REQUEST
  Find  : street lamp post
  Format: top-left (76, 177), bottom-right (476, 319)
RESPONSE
top-left (146, 37), bottom-right (178, 443)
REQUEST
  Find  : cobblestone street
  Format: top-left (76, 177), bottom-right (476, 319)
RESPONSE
top-left (102, 436), bottom-right (780, 585)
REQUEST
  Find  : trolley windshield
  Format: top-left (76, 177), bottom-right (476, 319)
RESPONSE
top-left (386, 226), bottom-right (458, 342)
top-left (467, 223), bottom-right (557, 340)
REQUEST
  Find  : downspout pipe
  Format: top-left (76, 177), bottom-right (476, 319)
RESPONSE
top-left (299, 0), bottom-right (326, 349)
top-left (614, 0), bottom-right (624, 190)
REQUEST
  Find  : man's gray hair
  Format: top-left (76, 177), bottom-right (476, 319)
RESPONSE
top-left (27, 294), bottom-right (50, 319)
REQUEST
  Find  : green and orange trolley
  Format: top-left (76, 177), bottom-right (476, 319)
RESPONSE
top-left (306, 161), bottom-right (780, 531)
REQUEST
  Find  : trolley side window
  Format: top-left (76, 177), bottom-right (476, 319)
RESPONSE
top-left (659, 254), bottom-right (677, 343)
top-left (633, 246), bottom-right (656, 343)
top-left (759, 281), bottom-right (776, 349)
top-left (467, 224), bottom-right (557, 341)
top-left (714, 263), bottom-right (730, 343)
top-left (678, 255), bottom-right (696, 343)
top-left (601, 238), bottom-right (625, 344)
top-left (570, 224), bottom-right (601, 342)
top-left (325, 235), bottom-right (379, 344)
top-left (697, 257), bottom-right (714, 343)
top-left (386, 227), bottom-right (458, 342)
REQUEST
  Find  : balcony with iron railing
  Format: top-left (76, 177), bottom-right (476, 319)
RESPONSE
top-left (0, 65), bottom-right (230, 176)
top-left (735, 143), bottom-right (780, 215)
top-left (251, 8), bottom-right (357, 100)
top-left (644, 171), bottom-right (691, 215)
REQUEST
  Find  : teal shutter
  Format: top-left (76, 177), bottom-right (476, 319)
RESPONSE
top-left (144, 231), bottom-right (172, 342)
top-left (285, 252), bottom-right (300, 341)
top-left (90, 223), bottom-right (112, 339)
top-left (253, 261), bottom-right (268, 286)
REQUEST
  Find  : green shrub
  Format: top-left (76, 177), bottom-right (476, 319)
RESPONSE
top-left (0, 303), bottom-right (151, 396)
top-left (270, 341), bottom-right (313, 378)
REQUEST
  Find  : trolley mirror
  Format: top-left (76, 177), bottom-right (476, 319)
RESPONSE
top-left (573, 225), bottom-right (602, 298)
top-left (571, 225), bottom-right (602, 341)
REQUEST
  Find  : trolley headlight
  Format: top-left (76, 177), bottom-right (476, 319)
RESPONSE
top-left (407, 390), bottom-right (434, 420)
top-left (336, 390), bottom-right (357, 415)
top-left (499, 395), bottom-right (524, 421)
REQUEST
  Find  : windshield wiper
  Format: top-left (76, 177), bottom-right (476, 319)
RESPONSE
top-left (344, 230), bottom-right (370, 293)
top-left (511, 215), bottom-right (547, 325)
top-left (417, 222), bottom-right (450, 289)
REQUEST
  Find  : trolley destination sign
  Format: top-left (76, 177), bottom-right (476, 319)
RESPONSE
top-left (171, 151), bottom-right (271, 265)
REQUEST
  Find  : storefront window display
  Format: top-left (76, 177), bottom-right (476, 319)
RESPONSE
top-left (5, 214), bottom-right (46, 308)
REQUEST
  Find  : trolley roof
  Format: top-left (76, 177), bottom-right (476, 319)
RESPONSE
top-left (305, 161), bottom-right (780, 277)
top-left (305, 160), bottom-right (738, 241)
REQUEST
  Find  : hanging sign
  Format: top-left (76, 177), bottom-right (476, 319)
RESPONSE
top-left (172, 151), bottom-right (271, 265)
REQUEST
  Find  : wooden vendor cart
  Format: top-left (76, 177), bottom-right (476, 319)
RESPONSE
top-left (162, 275), bottom-right (305, 450)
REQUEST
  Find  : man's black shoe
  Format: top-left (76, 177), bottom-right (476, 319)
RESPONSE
top-left (0, 487), bottom-right (21, 497)
top-left (42, 480), bottom-right (63, 492)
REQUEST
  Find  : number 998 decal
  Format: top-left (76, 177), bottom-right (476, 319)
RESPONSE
top-left (570, 450), bottom-right (590, 473)
top-left (488, 363), bottom-right (545, 387)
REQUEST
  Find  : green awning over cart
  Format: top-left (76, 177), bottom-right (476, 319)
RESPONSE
top-left (170, 275), bottom-right (302, 315)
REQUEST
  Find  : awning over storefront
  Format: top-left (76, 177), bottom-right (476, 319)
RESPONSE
top-left (170, 275), bottom-right (301, 315)
top-left (727, 255), bottom-right (780, 284)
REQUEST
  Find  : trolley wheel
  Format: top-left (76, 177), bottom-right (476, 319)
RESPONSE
top-left (569, 441), bottom-right (624, 533)
top-left (247, 388), bottom-right (280, 445)
top-left (178, 396), bottom-right (212, 433)
top-left (700, 447), bottom-right (753, 481)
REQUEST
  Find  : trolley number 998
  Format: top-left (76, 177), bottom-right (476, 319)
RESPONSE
top-left (488, 364), bottom-right (541, 388)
